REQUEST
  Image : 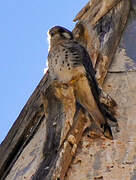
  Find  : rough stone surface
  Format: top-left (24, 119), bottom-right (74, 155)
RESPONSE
top-left (65, 5), bottom-right (136, 180)
top-left (65, 58), bottom-right (136, 180)
top-left (5, 118), bottom-right (47, 180)
top-left (0, 1), bottom-right (136, 180)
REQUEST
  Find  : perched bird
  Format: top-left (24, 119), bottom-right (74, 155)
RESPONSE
top-left (47, 26), bottom-right (117, 140)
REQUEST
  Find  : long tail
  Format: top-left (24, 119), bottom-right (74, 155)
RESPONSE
top-left (74, 76), bottom-right (113, 139)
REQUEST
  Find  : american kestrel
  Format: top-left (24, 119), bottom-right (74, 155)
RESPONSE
top-left (47, 26), bottom-right (117, 139)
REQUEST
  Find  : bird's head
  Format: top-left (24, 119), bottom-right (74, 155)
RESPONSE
top-left (48, 26), bottom-right (73, 49)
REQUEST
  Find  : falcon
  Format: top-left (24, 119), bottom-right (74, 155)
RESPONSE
top-left (47, 26), bottom-right (117, 140)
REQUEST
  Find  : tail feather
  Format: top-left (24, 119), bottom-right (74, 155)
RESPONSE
top-left (103, 123), bottom-right (113, 140)
top-left (100, 103), bottom-right (117, 122)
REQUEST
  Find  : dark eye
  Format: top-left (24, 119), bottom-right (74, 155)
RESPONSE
top-left (50, 31), bottom-right (55, 36)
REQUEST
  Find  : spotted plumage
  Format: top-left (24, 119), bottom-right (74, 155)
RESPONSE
top-left (48, 40), bottom-right (85, 83)
top-left (47, 26), bottom-right (117, 139)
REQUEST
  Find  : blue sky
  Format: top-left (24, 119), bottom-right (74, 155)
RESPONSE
top-left (0, 0), bottom-right (89, 143)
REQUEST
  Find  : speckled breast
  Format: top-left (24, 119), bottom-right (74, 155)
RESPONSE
top-left (48, 45), bottom-right (84, 83)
